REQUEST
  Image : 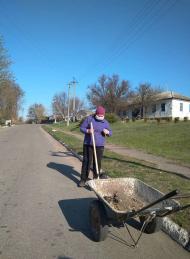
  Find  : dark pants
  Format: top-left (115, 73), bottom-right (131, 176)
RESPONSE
top-left (81, 144), bottom-right (104, 181)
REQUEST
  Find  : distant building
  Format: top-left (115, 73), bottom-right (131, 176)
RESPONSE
top-left (76, 109), bottom-right (92, 120)
top-left (124, 91), bottom-right (190, 120)
top-left (146, 91), bottom-right (190, 120)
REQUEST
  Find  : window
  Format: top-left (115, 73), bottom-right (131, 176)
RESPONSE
top-left (161, 103), bottom-right (165, 112)
top-left (180, 103), bottom-right (183, 112)
top-left (152, 104), bottom-right (156, 113)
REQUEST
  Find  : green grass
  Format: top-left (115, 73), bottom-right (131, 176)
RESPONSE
top-left (48, 121), bottom-right (81, 133)
top-left (43, 125), bottom-right (190, 232)
top-left (44, 125), bottom-right (83, 153)
top-left (107, 120), bottom-right (190, 164)
top-left (48, 120), bottom-right (190, 164)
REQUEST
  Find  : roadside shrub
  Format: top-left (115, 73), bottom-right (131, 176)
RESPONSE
top-left (156, 118), bottom-right (160, 124)
top-left (166, 117), bottom-right (172, 122)
top-left (0, 118), bottom-right (5, 125)
top-left (121, 117), bottom-right (130, 123)
top-left (25, 119), bottom-right (35, 124)
top-left (184, 117), bottom-right (188, 122)
top-left (174, 117), bottom-right (179, 123)
top-left (105, 113), bottom-right (119, 123)
top-left (132, 117), bottom-right (136, 122)
top-left (79, 113), bottom-right (119, 125)
top-left (144, 118), bottom-right (148, 122)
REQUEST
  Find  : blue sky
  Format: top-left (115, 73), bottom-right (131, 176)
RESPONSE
top-left (0, 0), bottom-right (190, 117)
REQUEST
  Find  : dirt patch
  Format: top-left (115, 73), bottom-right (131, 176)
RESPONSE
top-left (103, 192), bottom-right (144, 212)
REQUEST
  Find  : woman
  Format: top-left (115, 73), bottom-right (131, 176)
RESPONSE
top-left (78, 106), bottom-right (112, 187)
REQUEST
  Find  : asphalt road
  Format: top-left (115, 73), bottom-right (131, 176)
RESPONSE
top-left (0, 124), bottom-right (189, 259)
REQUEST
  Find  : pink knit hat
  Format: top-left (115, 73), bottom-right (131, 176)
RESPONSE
top-left (96, 106), bottom-right (105, 115)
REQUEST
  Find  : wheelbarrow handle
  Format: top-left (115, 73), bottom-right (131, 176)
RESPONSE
top-left (131, 189), bottom-right (178, 217)
top-left (162, 203), bottom-right (190, 216)
top-left (155, 203), bottom-right (190, 217)
top-left (172, 193), bottom-right (190, 199)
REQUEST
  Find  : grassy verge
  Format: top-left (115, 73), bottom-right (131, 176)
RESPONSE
top-left (108, 120), bottom-right (190, 165)
top-left (47, 120), bottom-right (190, 165)
top-left (43, 125), bottom-right (190, 232)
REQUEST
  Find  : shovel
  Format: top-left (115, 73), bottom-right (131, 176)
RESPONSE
top-left (90, 122), bottom-right (100, 179)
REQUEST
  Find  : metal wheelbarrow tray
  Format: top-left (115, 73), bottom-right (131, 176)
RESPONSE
top-left (87, 177), bottom-right (190, 243)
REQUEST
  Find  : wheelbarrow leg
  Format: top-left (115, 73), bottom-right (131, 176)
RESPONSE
top-left (89, 200), bottom-right (109, 242)
top-left (139, 215), bottom-right (162, 234)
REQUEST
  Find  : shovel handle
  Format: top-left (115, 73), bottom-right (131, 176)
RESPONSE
top-left (90, 122), bottom-right (99, 178)
top-left (132, 189), bottom-right (178, 216)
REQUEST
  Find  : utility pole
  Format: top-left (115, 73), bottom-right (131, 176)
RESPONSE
top-left (67, 82), bottom-right (71, 126)
top-left (71, 77), bottom-right (78, 122)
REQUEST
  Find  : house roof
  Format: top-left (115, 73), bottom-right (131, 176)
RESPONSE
top-left (155, 91), bottom-right (190, 101)
top-left (76, 109), bottom-right (92, 116)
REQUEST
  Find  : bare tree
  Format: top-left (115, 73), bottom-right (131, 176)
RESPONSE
top-left (70, 97), bottom-right (84, 113)
top-left (87, 74), bottom-right (131, 113)
top-left (52, 91), bottom-right (84, 121)
top-left (0, 36), bottom-right (12, 81)
top-left (52, 92), bottom-right (67, 120)
top-left (135, 83), bottom-right (162, 118)
top-left (27, 103), bottom-right (46, 123)
top-left (0, 36), bottom-right (24, 123)
top-left (0, 79), bottom-right (24, 121)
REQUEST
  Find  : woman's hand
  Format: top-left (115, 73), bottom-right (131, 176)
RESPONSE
top-left (103, 129), bottom-right (109, 135)
top-left (87, 128), bottom-right (94, 134)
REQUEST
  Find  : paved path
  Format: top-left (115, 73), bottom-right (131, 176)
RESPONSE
top-left (106, 144), bottom-right (190, 179)
top-left (60, 130), bottom-right (190, 180)
top-left (0, 124), bottom-right (189, 258)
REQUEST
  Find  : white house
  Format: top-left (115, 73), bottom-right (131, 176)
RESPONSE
top-left (146, 91), bottom-right (190, 120)
top-left (125, 91), bottom-right (190, 120)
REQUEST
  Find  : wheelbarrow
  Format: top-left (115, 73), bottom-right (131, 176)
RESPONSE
top-left (87, 178), bottom-right (190, 246)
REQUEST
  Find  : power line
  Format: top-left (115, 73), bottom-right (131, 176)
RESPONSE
top-left (78, 0), bottom-right (161, 81)
top-left (101, 0), bottom-right (178, 70)
top-left (78, 0), bottom-right (178, 82)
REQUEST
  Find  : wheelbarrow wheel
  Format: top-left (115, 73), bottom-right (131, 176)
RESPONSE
top-left (139, 216), bottom-right (162, 234)
top-left (89, 200), bottom-right (109, 242)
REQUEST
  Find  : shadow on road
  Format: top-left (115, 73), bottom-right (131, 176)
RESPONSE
top-left (47, 162), bottom-right (80, 185)
top-left (57, 257), bottom-right (73, 259)
top-left (58, 198), bottom-right (143, 247)
top-left (50, 150), bottom-right (74, 157)
top-left (58, 198), bottom-right (95, 240)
